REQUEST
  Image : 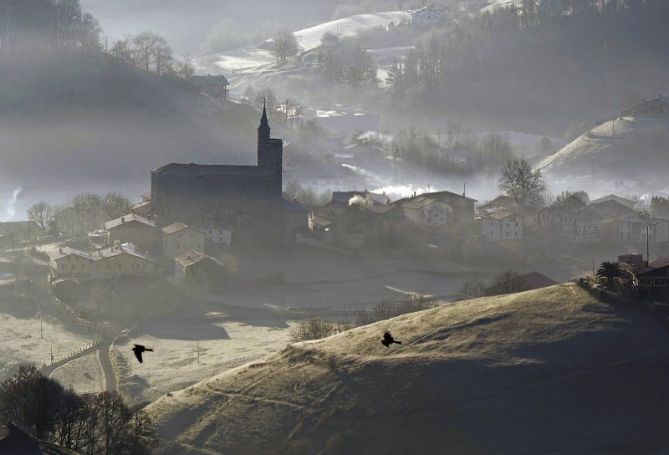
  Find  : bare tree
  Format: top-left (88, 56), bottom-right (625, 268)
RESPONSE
top-left (102, 193), bottom-right (132, 221)
top-left (272, 29), bottom-right (299, 63)
top-left (498, 159), bottom-right (545, 206)
top-left (27, 201), bottom-right (53, 233)
top-left (132, 32), bottom-right (161, 72)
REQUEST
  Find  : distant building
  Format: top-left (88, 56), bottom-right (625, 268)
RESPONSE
top-left (537, 207), bottom-right (576, 238)
top-left (190, 74), bottom-right (229, 100)
top-left (104, 214), bottom-right (157, 252)
top-left (481, 211), bottom-right (523, 241)
top-left (162, 222), bottom-right (206, 259)
top-left (89, 244), bottom-right (154, 280)
top-left (49, 244), bottom-right (154, 281)
top-left (589, 194), bottom-right (636, 210)
top-left (49, 247), bottom-right (95, 280)
top-left (175, 250), bottom-right (223, 289)
top-left (395, 195), bottom-right (452, 226)
top-left (395, 191), bottom-right (476, 226)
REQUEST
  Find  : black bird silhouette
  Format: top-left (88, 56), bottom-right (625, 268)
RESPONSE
top-left (381, 332), bottom-right (401, 348)
top-left (132, 344), bottom-right (153, 363)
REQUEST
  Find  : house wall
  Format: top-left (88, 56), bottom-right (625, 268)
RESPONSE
top-left (90, 253), bottom-right (154, 280)
top-left (481, 218), bottom-right (501, 240)
top-left (501, 216), bottom-right (522, 239)
top-left (163, 229), bottom-right (206, 259)
top-left (52, 255), bottom-right (92, 279)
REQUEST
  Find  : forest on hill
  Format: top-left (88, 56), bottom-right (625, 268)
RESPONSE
top-left (387, 0), bottom-right (669, 133)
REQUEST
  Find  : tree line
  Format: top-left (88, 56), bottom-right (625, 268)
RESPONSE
top-left (387, 0), bottom-right (669, 129)
top-left (0, 0), bottom-right (101, 54)
top-left (0, 364), bottom-right (156, 454)
top-left (109, 32), bottom-right (194, 78)
top-left (28, 193), bottom-right (133, 236)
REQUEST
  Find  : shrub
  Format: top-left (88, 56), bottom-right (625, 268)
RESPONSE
top-left (289, 319), bottom-right (340, 342)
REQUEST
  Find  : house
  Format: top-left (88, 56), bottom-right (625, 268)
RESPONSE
top-left (637, 264), bottom-right (669, 289)
top-left (480, 195), bottom-right (539, 227)
top-left (189, 74), bottom-right (229, 100)
top-left (162, 223), bottom-right (206, 260)
top-left (48, 247), bottom-right (94, 280)
top-left (131, 200), bottom-right (153, 217)
top-left (478, 195), bottom-right (518, 215)
top-left (175, 250), bottom-right (223, 289)
top-left (409, 6), bottom-right (443, 27)
top-left (89, 244), bottom-right (154, 280)
top-left (536, 206), bottom-right (576, 238)
top-left (104, 214), bottom-right (157, 252)
top-left (602, 215), bottom-right (669, 244)
top-left (573, 200), bottom-right (637, 242)
top-left (481, 211), bottom-right (523, 241)
top-left (395, 191), bottom-right (476, 226)
top-left (589, 194), bottom-right (636, 210)
top-left (395, 195), bottom-right (453, 226)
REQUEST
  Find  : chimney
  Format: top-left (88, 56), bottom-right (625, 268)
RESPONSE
top-left (59, 247), bottom-right (63, 254)
top-left (121, 217), bottom-right (126, 224)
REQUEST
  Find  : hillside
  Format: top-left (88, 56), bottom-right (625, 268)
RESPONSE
top-left (0, 51), bottom-right (260, 216)
top-left (537, 106), bottom-right (669, 195)
top-left (147, 284), bottom-right (669, 454)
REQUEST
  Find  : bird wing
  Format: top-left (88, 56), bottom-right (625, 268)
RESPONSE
top-left (133, 349), bottom-right (143, 363)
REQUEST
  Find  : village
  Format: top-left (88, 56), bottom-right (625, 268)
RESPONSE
top-left (3, 126), bottom-right (669, 321)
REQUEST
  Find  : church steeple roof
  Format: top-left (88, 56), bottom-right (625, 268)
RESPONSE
top-left (259, 99), bottom-right (269, 131)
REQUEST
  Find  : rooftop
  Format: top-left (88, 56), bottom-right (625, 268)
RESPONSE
top-left (104, 213), bottom-right (156, 231)
top-left (162, 222), bottom-right (189, 236)
top-left (176, 250), bottom-right (219, 267)
top-left (152, 163), bottom-right (276, 177)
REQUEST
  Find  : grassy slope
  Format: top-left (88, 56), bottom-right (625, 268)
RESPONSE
top-left (147, 284), bottom-right (669, 454)
top-left (0, 51), bottom-right (260, 193)
top-left (538, 116), bottom-right (669, 185)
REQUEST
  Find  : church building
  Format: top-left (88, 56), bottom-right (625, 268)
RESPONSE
top-left (150, 105), bottom-right (293, 243)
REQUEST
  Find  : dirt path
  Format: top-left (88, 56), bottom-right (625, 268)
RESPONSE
top-left (98, 339), bottom-right (117, 393)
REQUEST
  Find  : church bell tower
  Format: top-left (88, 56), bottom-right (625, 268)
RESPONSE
top-left (257, 101), bottom-right (283, 172)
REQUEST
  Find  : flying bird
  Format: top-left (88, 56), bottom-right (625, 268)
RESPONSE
top-left (381, 332), bottom-right (402, 348)
top-left (132, 344), bottom-right (153, 363)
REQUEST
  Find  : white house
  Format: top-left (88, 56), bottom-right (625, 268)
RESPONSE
top-left (481, 211), bottom-right (523, 240)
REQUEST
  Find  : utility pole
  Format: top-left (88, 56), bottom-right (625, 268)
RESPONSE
top-left (196, 340), bottom-right (200, 364)
top-left (40, 312), bottom-right (43, 339)
top-left (646, 225), bottom-right (650, 267)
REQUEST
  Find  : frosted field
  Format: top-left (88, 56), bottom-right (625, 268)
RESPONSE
top-left (114, 314), bottom-right (298, 405)
top-left (0, 305), bottom-right (95, 380)
top-left (50, 352), bottom-right (106, 394)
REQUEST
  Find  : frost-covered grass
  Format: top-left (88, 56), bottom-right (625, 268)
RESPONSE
top-left (0, 304), bottom-right (94, 380)
top-left (114, 315), bottom-right (298, 405)
top-left (50, 352), bottom-right (105, 394)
